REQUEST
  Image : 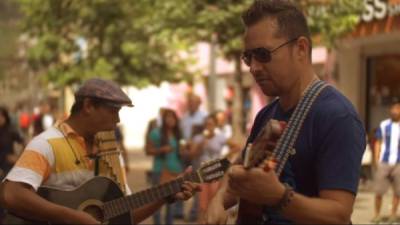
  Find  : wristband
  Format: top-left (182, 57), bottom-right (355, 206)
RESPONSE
top-left (271, 183), bottom-right (294, 212)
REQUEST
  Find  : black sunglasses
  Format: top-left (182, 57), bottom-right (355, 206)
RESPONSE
top-left (242, 37), bottom-right (299, 66)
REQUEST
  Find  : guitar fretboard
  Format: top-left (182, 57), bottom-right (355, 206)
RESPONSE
top-left (103, 171), bottom-right (201, 220)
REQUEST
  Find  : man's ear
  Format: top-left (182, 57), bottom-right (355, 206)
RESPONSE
top-left (82, 98), bottom-right (94, 115)
top-left (295, 36), bottom-right (310, 62)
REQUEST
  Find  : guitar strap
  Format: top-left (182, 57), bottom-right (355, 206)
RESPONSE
top-left (272, 79), bottom-right (328, 176)
top-left (255, 80), bottom-right (328, 224)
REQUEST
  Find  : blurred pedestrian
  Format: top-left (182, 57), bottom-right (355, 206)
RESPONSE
top-left (32, 102), bottom-right (54, 137)
top-left (0, 106), bottom-right (26, 224)
top-left (18, 107), bottom-right (31, 138)
top-left (145, 108), bottom-right (166, 149)
top-left (214, 110), bottom-right (233, 158)
top-left (190, 115), bottom-right (227, 221)
top-left (214, 110), bottom-right (232, 140)
top-left (181, 94), bottom-right (208, 141)
top-left (180, 94), bottom-right (208, 221)
top-left (372, 102), bottom-right (400, 223)
top-left (0, 106), bottom-right (26, 178)
top-left (146, 108), bottom-right (184, 225)
top-left (360, 135), bottom-right (372, 189)
top-left (144, 108), bottom-right (166, 183)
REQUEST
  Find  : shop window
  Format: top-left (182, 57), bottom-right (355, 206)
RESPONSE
top-left (366, 55), bottom-right (400, 131)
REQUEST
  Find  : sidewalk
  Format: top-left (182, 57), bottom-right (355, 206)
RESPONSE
top-left (126, 150), bottom-right (391, 225)
top-left (126, 150), bottom-right (192, 224)
top-left (352, 186), bottom-right (395, 224)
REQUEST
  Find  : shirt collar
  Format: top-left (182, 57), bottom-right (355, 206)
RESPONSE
top-left (55, 120), bottom-right (80, 137)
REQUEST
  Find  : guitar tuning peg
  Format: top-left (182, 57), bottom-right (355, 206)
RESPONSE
top-left (266, 159), bottom-right (277, 172)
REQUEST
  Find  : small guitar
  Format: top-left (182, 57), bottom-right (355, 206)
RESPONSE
top-left (4, 158), bottom-right (231, 225)
top-left (236, 119), bottom-right (286, 225)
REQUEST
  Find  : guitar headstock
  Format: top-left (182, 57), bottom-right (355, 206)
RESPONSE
top-left (197, 158), bottom-right (231, 183)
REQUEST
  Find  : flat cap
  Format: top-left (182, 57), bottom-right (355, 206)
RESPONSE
top-left (75, 78), bottom-right (133, 107)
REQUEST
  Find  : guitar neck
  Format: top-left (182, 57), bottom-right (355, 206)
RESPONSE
top-left (103, 171), bottom-right (201, 220)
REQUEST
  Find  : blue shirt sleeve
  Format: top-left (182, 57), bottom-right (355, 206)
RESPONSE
top-left (316, 114), bottom-right (366, 195)
top-left (375, 126), bottom-right (382, 140)
top-left (149, 128), bottom-right (161, 147)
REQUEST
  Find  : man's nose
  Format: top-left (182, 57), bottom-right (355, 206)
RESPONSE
top-left (249, 56), bottom-right (264, 74)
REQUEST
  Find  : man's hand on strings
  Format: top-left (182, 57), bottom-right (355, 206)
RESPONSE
top-left (227, 163), bottom-right (285, 206)
top-left (172, 166), bottom-right (202, 201)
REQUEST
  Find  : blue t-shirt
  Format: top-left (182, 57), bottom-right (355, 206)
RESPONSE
top-left (244, 85), bottom-right (366, 224)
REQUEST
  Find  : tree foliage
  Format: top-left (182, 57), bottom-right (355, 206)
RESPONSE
top-left (18, 0), bottom-right (196, 87)
top-left (188, 0), bottom-right (363, 55)
top-left (0, 0), bottom-right (21, 80)
top-left (17, 0), bottom-right (363, 87)
top-left (305, 0), bottom-right (363, 48)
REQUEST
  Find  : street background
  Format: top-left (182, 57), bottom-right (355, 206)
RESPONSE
top-left (1, 1), bottom-right (400, 224)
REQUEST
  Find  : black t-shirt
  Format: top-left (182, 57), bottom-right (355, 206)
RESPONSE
top-left (244, 86), bottom-right (366, 224)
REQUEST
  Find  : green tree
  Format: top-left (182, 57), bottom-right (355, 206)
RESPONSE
top-left (147, 0), bottom-right (252, 136)
top-left (305, 0), bottom-right (363, 48)
top-left (17, 0), bottom-right (196, 87)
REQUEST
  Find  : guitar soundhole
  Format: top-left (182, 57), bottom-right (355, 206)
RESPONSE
top-left (83, 205), bottom-right (105, 222)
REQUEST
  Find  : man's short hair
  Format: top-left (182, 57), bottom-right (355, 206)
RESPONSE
top-left (242, 0), bottom-right (312, 57)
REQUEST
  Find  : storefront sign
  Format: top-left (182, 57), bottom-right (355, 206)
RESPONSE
top-left (361, 0), bottom-right (400, 22)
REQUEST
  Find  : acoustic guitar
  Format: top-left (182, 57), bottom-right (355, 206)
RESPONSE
top-left (4, 158), bottom-right (230, 225)
top-left (236, 119), bottom-right (286, 225)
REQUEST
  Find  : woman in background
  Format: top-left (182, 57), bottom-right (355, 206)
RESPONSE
top-left (145, 108), bottom-right (183, 225)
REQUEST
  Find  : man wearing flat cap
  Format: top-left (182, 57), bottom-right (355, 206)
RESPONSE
top-left (0, 78), bottom-right (201, 224)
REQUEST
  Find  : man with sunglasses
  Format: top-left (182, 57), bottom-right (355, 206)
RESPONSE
top-left (203, 0), bottom-right (365, 224)
top-left (0, 78), bottom-right (201, 224)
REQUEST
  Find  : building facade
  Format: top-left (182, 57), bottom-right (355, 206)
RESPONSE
top-left (337, 0), bottom-right (400, 133)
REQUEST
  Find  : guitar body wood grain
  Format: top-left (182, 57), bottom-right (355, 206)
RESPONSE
top-left (3, 177), bottom-right (131, 224)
